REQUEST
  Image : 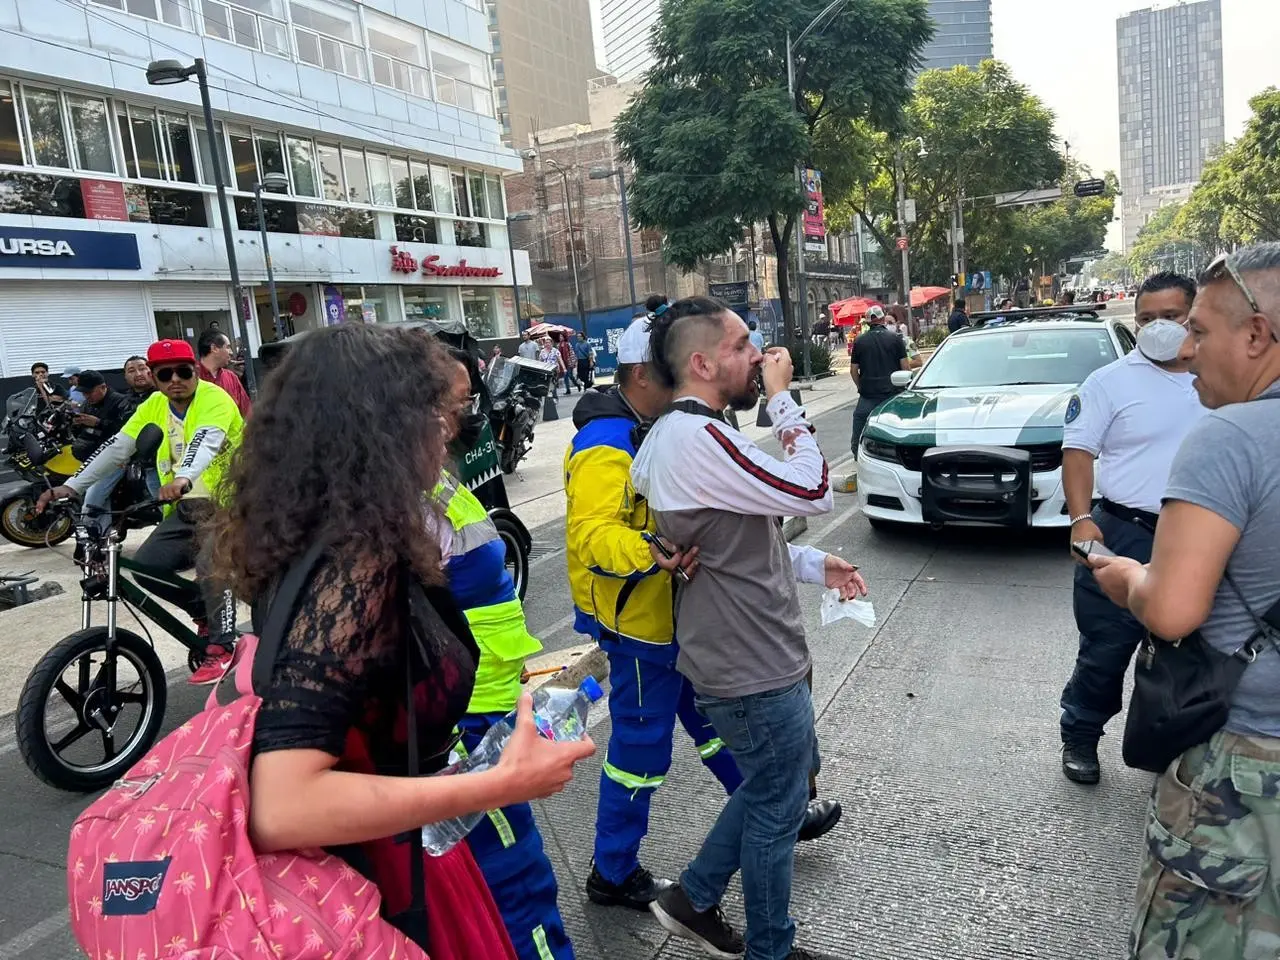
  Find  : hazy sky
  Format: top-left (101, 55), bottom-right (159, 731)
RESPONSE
top-left (586, 0), bottom-right (1280, 248)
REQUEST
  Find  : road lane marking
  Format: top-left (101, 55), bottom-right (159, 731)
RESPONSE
top-left (0, 910), bottom-right (68, 960)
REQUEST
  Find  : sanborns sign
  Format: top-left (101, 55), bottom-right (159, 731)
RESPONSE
top-left (390, 246), bottom-right (502, 279)
top-left (0, 226), bottom-right (142, 270)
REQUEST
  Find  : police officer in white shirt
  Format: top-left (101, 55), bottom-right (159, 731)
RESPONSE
top-left (1058, 272), bottom-right (1207, 785)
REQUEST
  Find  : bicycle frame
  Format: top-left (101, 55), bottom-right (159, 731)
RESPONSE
top-left (81, 533), bottom-right (200, 652)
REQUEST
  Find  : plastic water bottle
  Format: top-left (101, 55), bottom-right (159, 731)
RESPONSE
top-left (421, 677), bottom-right (605, 856)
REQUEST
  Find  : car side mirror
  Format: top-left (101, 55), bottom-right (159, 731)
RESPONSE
top-left (134, 423), bottom-right (164, 460)
top-left (890, 371), bottom-right (914, 389)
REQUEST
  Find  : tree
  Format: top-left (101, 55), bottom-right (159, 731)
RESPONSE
top-left (1177, 88), bottom-right (1280, 249)
top-left (826, 61), bottom-right (1066, 296)
top-left (1091, 251), bottom-right (1130, 285)
top-left (614, 0), bottom-right (933, 339)
top-left (1129, 201), bottom-right (1199, 275)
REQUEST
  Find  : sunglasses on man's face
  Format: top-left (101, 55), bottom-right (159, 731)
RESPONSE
top-left (1201, 253), bottom-right (1261, 314)
top-left (154, 364), bottom-right (196, 384)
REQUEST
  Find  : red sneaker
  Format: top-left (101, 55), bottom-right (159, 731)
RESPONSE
top-left (188, 644), bottom-right (234, 686)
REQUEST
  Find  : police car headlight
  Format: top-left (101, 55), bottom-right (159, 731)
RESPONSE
top-left (860, 437), bottom-right (898, 463)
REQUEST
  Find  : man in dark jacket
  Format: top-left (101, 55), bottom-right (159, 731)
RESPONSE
top-left (74, 369), bottom-right (141, 531)
top-left (948, 298), bottom-right (970, 333)
top-left (71, 370), bottom-right (132, 461)
top-left (121, 355), bottom-right (156, 414)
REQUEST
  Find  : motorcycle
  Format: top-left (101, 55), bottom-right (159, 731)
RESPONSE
top-left (0, 387), bottom-right (84, 547)
top-left (0, 387), bottom-right (157, 548)
top-left (485, 355), bottom-right (554, 475)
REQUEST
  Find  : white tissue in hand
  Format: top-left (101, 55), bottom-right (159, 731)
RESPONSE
top-left (820, 589), bottom-right (876, 628)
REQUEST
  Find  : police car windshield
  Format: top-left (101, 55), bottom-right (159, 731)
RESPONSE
top-left (916, 328), bottom-right (1117, 389)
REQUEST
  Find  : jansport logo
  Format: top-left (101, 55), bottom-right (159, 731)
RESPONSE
top-left (0, 238), bottom-right (75, 257)
top-left (102, 857), bottom-right (171, 915)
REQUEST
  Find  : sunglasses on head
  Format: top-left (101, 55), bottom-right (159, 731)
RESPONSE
top-left (154, 364), bottom-right (196, 383)
top-left (1201, 253), bottom-right (1261, 314)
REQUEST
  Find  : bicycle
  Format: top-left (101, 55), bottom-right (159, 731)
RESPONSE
top-left (15, 498), bottom-right (230, 792)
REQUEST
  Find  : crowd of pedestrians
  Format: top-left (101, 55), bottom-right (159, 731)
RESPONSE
top-left (45, 242), bottom-right (1280, 960)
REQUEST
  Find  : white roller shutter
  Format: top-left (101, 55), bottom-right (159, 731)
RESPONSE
top-left (149, 282), bottom-right (232, 312)
top-left (0, 282), bottom-right (153, 376)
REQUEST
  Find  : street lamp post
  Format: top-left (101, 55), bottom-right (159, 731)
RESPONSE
top-left (146, 58), bottom-right (257, 396)
top-left (545, 159), bottom-right (587, 333)
top-left (253, 172), bottom-right (289, 343)
top-left (589, 166), bottom-right (638, 317)
top-left (505, 211), bottom-right (534, 331)
top-left (785, 0), bottom-right (850, 380)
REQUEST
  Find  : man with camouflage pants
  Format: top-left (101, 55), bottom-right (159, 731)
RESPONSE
top-left (1089, 243), bottom-right (1280, 957)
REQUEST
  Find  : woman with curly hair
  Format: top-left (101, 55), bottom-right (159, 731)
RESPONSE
top-left (211, 323), bottom-right (594, 956)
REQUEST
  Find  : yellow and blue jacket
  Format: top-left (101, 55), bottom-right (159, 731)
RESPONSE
top-left (436, 471), bottom-right (543, 715)
top-left (564, 388), bottom-right (675, 666)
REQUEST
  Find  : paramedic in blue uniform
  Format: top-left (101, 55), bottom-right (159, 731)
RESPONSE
top-left (1058, 273), bottom-right (1207, 784)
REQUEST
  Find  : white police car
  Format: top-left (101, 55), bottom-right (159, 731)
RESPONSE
top-left (856, 306), bottom-right (1134, 529)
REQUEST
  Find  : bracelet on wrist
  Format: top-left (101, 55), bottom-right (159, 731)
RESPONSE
top-left (1068, 514), bottom-right (1093, 527)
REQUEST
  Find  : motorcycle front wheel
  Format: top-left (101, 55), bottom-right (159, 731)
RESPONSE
top-left (16, 628), bottom-right (167, 792)
top-left (0, 492), bottom-right (73, 548)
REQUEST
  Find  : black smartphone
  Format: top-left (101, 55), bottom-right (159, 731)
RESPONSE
top-left (1071, 540), bottom-right (1116, 562)
top-left (645, 533), bottom-right (691, 583)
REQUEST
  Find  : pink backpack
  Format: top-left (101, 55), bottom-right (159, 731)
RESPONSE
top-left (66, 545), bottom-right (431, 960)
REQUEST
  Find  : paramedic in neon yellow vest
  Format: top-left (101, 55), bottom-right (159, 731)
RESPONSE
top-left (40, 339), bottom-right (245, 686)
top-left (433, 348), bottom-right (575, 960)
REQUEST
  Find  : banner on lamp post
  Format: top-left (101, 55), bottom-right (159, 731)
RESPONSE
top-left (802, 168), bottom-right (826, 254)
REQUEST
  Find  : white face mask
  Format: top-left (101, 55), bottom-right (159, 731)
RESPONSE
top-left (1136, 319), bottom-right (1188, 363)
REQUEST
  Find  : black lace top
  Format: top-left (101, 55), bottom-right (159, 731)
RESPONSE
top-left (251, 549), bottom-right (479, 775)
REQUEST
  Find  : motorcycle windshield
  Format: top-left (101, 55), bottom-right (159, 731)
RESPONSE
top-left (486, 357), bottom-right (517, 398)
top-left (5, 387), bottom-right (35, 418)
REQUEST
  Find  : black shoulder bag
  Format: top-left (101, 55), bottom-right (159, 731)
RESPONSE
top-left (1123, 575), bottom-right (1280, 773)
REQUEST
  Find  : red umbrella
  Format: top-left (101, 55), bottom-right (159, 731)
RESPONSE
top-left (829, 297), bottom-right (883, 327)
top-left (910, 286), bottom-right (952, 308)
top-left (526, 321), bottom-right (576, 337)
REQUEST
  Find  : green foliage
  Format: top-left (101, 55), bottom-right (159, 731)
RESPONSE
top-left (1091, 251), bottom-right (1130, 284)
top-left (1129, 201), bottom-right (1198, 275)
top-left (788, 341), bottom-right (831, 376)
top-left (1177, 88), bottom-right (1280, 248)
top-left (826, 62), bottom-right (1115, 290)
top-left (916, 325), bottom-right (948, 348)
top-left (614, 0), bottom-right (933, 329)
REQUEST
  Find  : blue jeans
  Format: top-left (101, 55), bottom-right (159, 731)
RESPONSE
top-left (681, 680), bottom-right (818, 960)
top-left (82, 466), bottom-right (161, 534)
top-left (82, 466), bottom-right (125, 534)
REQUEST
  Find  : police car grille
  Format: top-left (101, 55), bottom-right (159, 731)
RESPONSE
top-left (894, 443), bottom-right (1061, 473)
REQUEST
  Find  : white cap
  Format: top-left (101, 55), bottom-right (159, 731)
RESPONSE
top-left (866, 305), bottom-right (885, 320)
top-left (615, 316), bottom-right (651, 364)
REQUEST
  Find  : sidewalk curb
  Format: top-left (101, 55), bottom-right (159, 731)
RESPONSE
top-left (782, 516), bottom-right (808, 541)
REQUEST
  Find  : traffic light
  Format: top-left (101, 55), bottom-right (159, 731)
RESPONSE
top-left (950, 274), bottom-right (962, 287)
top-left (1074, 179), bottom-right (1107, 198)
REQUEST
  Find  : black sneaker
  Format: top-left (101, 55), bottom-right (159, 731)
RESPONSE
top-left (585, 863), bottom-right (674, 911)
top-left (797, 799), bottom-right (842, 843)
top-left (786, 948), bottom-right (835, 960)
top-left (649, 885), bottom-right (745, 959)
top-left (1062, 741), bottom-right (1101, 784)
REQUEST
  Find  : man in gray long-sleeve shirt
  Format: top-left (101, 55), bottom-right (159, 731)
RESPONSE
top-left (632, 296), bottom-right (867, 960)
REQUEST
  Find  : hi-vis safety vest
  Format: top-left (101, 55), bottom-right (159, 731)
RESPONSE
top-left (436, 471), bottom-right (542, 715)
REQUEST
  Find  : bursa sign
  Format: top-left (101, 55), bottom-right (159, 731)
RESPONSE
top-left (0, 226), bottom-right (141, 270)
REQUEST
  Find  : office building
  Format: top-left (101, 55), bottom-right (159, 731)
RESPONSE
top-left (920, 0), bottom-right (993, 70)
top-left (487, 0), bottom-right (597, 148)
top-left (0, 0), bottom-right (528, 391)
top-left (600, 0), bottom-right (660, 83)
top-left (1117, 0), bottom-right (1225, 252)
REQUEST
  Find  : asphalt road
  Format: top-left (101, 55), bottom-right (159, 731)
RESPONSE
top-left (0, 398), bottom-right (1153, 960)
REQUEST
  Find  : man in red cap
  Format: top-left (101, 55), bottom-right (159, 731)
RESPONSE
top-left (40, 339), bottom-right (246, 684)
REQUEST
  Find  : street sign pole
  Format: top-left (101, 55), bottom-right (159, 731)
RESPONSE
top-left (895, 145), bottom-right (911, 310)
